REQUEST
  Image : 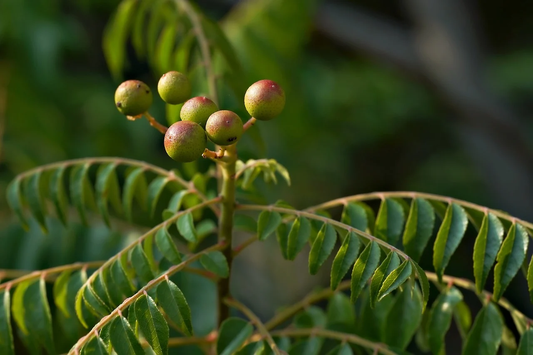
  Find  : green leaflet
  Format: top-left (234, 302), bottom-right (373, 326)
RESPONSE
top-left (177, 212), bottom-right (198, 242)
top-left (200, 251), bottom-right (229, 278)
top-left (257, 210), bottom-right (282, 241)
top-left (217, 318), bottom-right (254, 355)
top-left (377, 259), bottom-right (413, 301)
top-left (433, 203), bottom-right (468, 281)
top-left (330, 232), bottom-right (360, 290)
top-left (375, 198), bottom-right (405, 246)
top-left (493, 224), bottom-right (529, 301)
top-left (100, 266), bottom-right (123, 308)
top-left (235, 214), bottom-right (258, 233)
top-left (155, 228), bottom-right (182, 264)
top-left (309, 224), bottom-right (337, 275)
top-left (162, 190), bottom-right (190, 219)
top-left (110, 259), bottom-right (135, 298)
top-left (95, 163), bottom-right (122, 227)
top-left (473, 213), bottom-right (504, 293)
top-left (454, 301), bottom-right (472, 340)
top-left (383, 285), bottom-right (423, 350)
top-left (93, 272), bottom-right (115, 309)
top-left (122, 167), bottom-right (148, 221)
top-left (103, 0), bottom-right (137, 79)
top-left (411, 260), bottom-right (430, 312)
top-left (326, 292), bottom-right (355, 328)
top-left (109, 316), bottom-right (144, 355)
top-left (82, 336), bottom-right (109, 355)
top-left (25, 170), bottom-right (48, 233)
top-left (12, 279), bottom-right (55, 354)
top-left (70, 163), bottom-right (96, 226)
top-left (0, 291), bottom-right (14, 355)
top-left (341, 202), bottom-right (370, 232)
top-left (276, 223), bottom-right (289, 259)
top-left (325, 343), bottom-right (353, 355)
top-left (294, 306), bottom-right (327, 329)
top-left (134, 294), bottom-right (169, 355)
top-left (82, 284), bottom-right (111, 318)
top-left (130, 243), bottom-right (156, 284)
top-left (462, 303), bottom-right (503, 355)
top-left (288, 337), bottom-right (324, 355)
top-left (427, 286), bottom-right (463, 354)
top-left (517, 329), bottom-right (533, 355)
top-left (53, 270), bottom-right (72, 318)
top-left (157, 279), bottom-right (193, 336)
top-left (502, 326), bottom-right (518, 355)
top-left (350, 241), bottom-right (381, 302)
top-left (369, 251), bottom-right (400, 308)
top-left (154, 23), bottom-right (176, 74)
top-left (49, 166), bottom-right (69, 226)
top-left (528, 256), bottom-right (533, 304)
top-left (287, 217), bottom-right (311, 260)
top-left (402, 198), bottom-right (435, 262)
top-left (147, 176), bottom-right (170, 218)
top-left (6, 177), bottom-right (29, 230)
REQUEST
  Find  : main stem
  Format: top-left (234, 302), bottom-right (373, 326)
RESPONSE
top-left (217, 144), bottom-right (237, 325)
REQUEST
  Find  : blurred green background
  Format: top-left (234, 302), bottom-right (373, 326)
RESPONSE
top-left (2, 0), bottom-right (533, 352)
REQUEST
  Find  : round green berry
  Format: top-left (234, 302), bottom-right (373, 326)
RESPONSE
top-left (244, 79), bottom-right (285, 121)
top-left (205, 110), bottom-right (243, 146)
top-left (114, 80), bottom-right (153, 116)
top-left (158, 71), bottom-right (191, 105)
top-left (164, 121), bottom-right (206, 162)
top-left (180, 96), bottom-right (218, 128)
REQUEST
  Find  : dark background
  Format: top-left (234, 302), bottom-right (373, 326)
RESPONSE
top-left (1, 0), bottom-right (533, 353)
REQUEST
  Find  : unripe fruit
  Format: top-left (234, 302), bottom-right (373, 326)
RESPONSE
top-left (164, 121), bottom-right (206, 162)
top-left (158, 71), bottom-right (191, 105)
top-left (114, 80), bottom-right (153, 116)
top-left (205, 110), bottom-right (243, 146)
top-left (180, 97), bottom-right (218, 128)
top-left (244, 79), bottom-right (285, 121)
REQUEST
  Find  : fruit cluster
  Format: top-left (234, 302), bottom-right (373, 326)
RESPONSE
top-left (114, 71), bottom-right (285, 162)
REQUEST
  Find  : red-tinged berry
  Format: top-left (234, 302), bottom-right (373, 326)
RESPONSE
top-left (114, 80), bottom-right (153, 116)
top-left (158, 71), bottom-right (191, 105)
top-left (244, 79), bottom-right (285, 121)
top-left (164, 121), bottom-right (206, 162)
top-left (205, 110), bottom-right (243, 146)
top-left (180, 96), bottom-right (218, 128)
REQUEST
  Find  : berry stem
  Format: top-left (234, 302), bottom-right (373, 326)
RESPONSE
top-left (217, 144), bottom-right (237, 326)
top-left (243, 117), bottom-right (257, 132)
top-left (144, 112), bottom-right (168, 134)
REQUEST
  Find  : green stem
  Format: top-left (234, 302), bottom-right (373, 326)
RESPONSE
top-left (217, 145), bottom-right (237, 325)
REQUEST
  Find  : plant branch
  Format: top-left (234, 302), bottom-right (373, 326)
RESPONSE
top-left (0, 261), bottom-right (105, 291)
top-left (144, 112), bottom-right (168, 134)
top-left (305, 191), bottom-right (533, 231)
top-left (168, 336), bottom-right (213, 347)
top-left (217, 144), bottom-right (238, 326)
top-left (224, 297), bottom-right (282, 355)
top-left (269, 328), bottom-right (397, 355)
top-left (70, 241), bottom-right (227, 354)
top-left (80, 197), bottom-right (222, 292)
top-left (12, 156), bottom-right (219, 216)
top-left (232, 235), bottom-right (258, 257)
top-left (265, 282), bottom-right (349, 331)
top-left (175, 0), bottom-right (218, 105)
top-left (236, 204), bottom-right (410, 260)
top-left (243, 117), bottom-right (257, 132)
top-left (425, 272), bottom-right (533, 323)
